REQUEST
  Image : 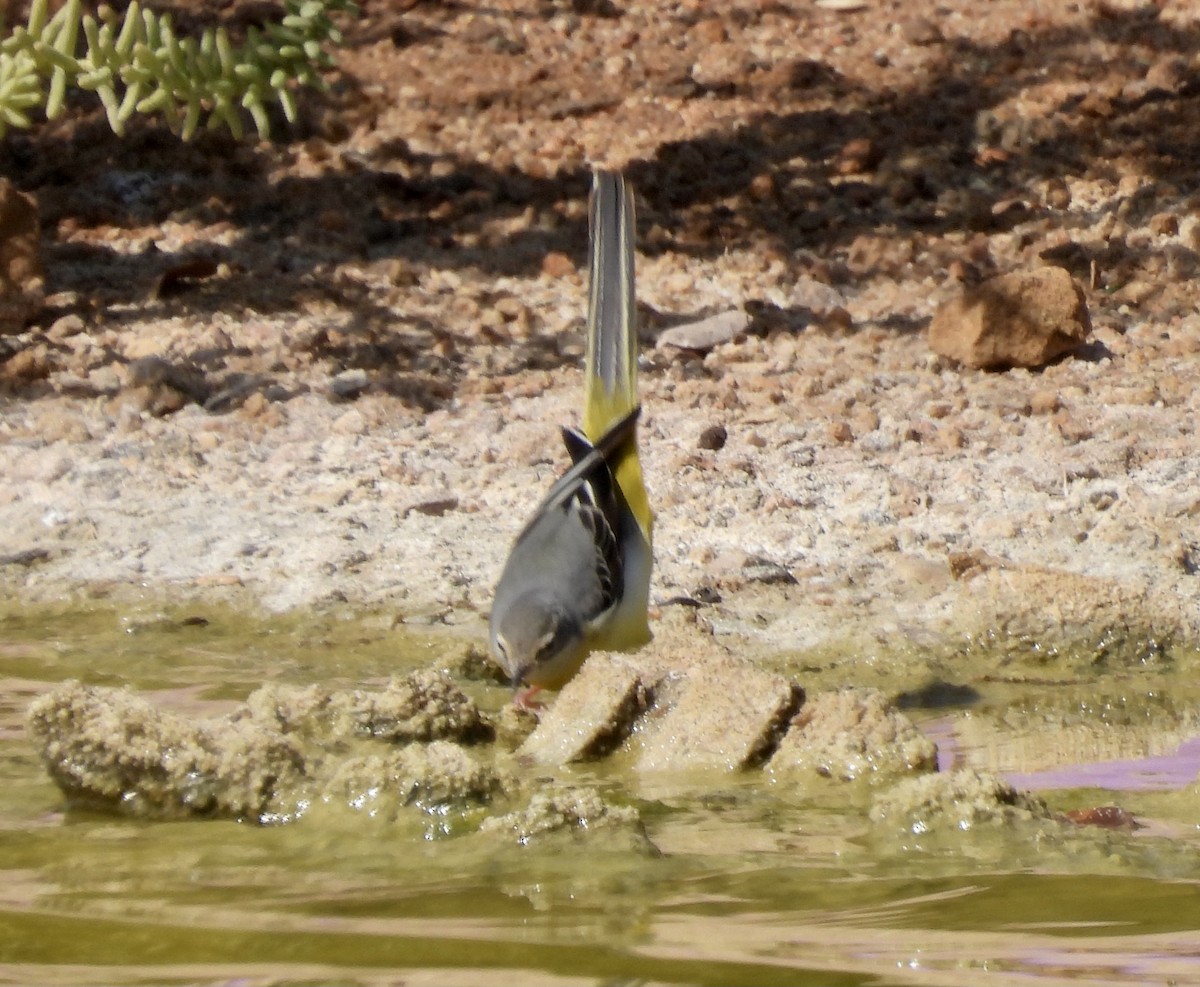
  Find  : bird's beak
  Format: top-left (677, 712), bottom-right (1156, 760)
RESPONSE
top-left (510, 662), bottom-right (531, 691)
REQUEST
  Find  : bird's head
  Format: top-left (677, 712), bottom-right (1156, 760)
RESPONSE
top-left (489, 591), bottom-right (585, 690)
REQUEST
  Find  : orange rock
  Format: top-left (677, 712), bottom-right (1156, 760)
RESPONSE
top-left (691, 17), bottom-right (727, 44)
top-left (928, 267), bottom-right (1090, 370)
top-left (541, 251), bottom-right (575, 278)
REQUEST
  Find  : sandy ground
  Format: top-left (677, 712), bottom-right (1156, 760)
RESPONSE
top-left (2, 0), bottom-right (1200, 670)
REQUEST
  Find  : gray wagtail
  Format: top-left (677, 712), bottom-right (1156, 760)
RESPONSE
top-left (488, 170), bottom-right (653, 691)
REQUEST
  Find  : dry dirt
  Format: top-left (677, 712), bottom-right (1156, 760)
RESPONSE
top-left (2, 0), bottom-right (1200, 673)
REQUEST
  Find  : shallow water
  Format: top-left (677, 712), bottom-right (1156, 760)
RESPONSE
top-left (3, 603), bottom-right (1200, 987)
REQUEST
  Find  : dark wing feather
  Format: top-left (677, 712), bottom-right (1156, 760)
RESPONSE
top-left (511, 405), bottom-right (639, 549)
top-left (574, 485), bottom-right (622, 616)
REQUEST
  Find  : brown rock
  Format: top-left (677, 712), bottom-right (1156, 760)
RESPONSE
top-left (947, 549), bottom-right (1006, 580)
top-left (1053, 409), bottom-right (1094, 444)
top-left (697, 424), bottom-right (727, 450)
top-left (789, 275), bottom-right (846, 316)
top-left (758, 57), bottom-right (834, 93)
top-left (27, 681), bottom-right (306, 822)
top-left (124, 356), bottom-right (207, 398)
top-left (1144, 56), bottom-right (1189, 95)
top-left (690, 43), bottom-right (753, 92)
top-left (478, 786), bottom-right (648, 846)
top-left (851, 407), bottom-right (880, 433)
top-left (519, 654), bottom-right (659, 765)
top-left (691, 17), bottom-right (727, 44)
top-left (903, 16), bottom-right (943, 45)
top-left (46, 313), bottom-right (86, 341)
top-left (656, 309), bottom-right (748, 354)
top-left (122, 356), bottom-right (212, 416)
top-left (829, 420), bottom-right (853, 443)
top-left (928, 267), bottom-right (1090, 370)
top-left (0, 179), bottom-right (43, 334)
top-left (346, 670), bottom-right (494, 744)
top-left (1029, 389), bottom-right (1061, 415)
top-left (150, 257), bottom-right (220, 300)
top-left (748, 172), bottom-right (776, 201)
top-left (404, 496), bottom-right (460, 518)
top-left (870, 770), bottom-right (1051, 834)
top-left (541, 252), bottom-right (575, 278)
top-left (1149, 212), bottom-right (1178, 236)
top-left (634, 659), bottom-right (804, 772)
top-left (1043, 178), bottom-right (1071, 210)
top-left (323, 742), bottom-right (504, 818)
top-left (769, 689), bottom-right (937, 782)
top-left (1077, 91), bottom-right (1114, 118)
top-left (822, 306), bottom-right (854, 333)
top-left (520, 652), bottom-right (804, 772)
top-left (2, 344), bottom-right (51, 383)
top-left (835, 137), bottom-right (883, 175)
top-left (45, 414), bottom-right (91, 445)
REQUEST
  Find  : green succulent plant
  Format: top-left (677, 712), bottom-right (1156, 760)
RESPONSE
top-left (0, 0), bottom-right (357, 141)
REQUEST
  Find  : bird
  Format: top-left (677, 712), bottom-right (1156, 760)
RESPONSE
top-left (488, 169), bottom-right (653, 693)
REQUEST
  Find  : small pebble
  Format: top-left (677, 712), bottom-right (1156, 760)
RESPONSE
top-left (697, 424), bottom-right (727, 451)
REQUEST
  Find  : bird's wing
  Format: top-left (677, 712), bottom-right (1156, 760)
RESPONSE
top-left (575, 498), bottom-right (621, 619)
top-left (511, 405), bottom-right (639, 552)
top-left (560, 420), bottom-right (631, 619)
top-left (501, 417), bottom-right (632, 625)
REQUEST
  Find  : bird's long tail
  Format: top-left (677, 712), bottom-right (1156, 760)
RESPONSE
top-left (584, 170), bottom-right (652, 547)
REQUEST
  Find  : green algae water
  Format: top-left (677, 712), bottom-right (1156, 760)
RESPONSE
top-left (4, 603), bottom-right (1200, 986)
